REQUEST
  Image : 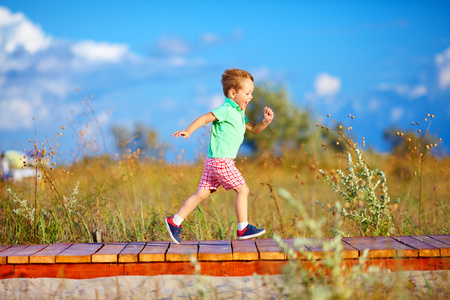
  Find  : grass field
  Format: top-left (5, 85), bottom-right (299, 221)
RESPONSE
top-left (0, 122), bottom-right (449, 299)
top-left (1, 139), bottom-right (448, 245)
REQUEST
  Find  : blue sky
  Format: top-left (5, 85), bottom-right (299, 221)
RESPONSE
top-left (0, 1), bottom-right (449, 162)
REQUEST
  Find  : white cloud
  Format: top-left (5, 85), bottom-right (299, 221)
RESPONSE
top-left (200, 30), bottom-right (244, 45)
top-left (436, 47), bottom-right (450, 89)
top-left (0, 7), bottom-right (51, 55)
top-left (0, 5), bottom-right (213, 135)
top-left (39, 78), bottom-right (73, 98)
top-left (0, 99), bottom-right (33, 129)
top-left (379, 83), bottom-right (427, 99)
top-left (0, 97), bottom-right (49, 130)
top-left (210, 94), bottom-right (223, 111)
top-left (160, 98), bottom-right (178, 111)
top-left (71, 40), bottom-right (129, 63)
top-left (201, 33), bottom-right (219, 44)
top-left (169, 56), bottom-right (186, 66)
top-left (368, 98), bottom-right (379, 111)
top-left (409, 85), bottom-right (427, 99)
top-left (0, 6), bottom-right (22, 26)
top-left (251, 67), bottom-right (270, 82)
top-left (314, 73), bottom-right (341, 98)
top-left (156, 36), bottom-right (190, 55)
top-left (390, 107), bottom-right (404, 122)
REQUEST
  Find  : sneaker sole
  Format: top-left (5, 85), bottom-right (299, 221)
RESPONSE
top-left (237, 229), bottom-right (266, 240)
top-left (164, 218), bottom-right (180, 244)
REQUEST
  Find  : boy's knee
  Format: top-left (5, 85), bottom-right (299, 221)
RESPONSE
top-left (194, 189), bottom-right (211, 200)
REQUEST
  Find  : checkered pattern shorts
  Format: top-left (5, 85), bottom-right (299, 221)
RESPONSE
top-left (198, 157), bottom-right (246, 191)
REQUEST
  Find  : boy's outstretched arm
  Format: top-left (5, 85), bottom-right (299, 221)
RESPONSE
top-left (246, 106), bottom-right (274, 134)
top-left (172, 112), bottom-right (217, 138)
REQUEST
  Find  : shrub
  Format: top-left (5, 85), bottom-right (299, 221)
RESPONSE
top-left (318, 147), bottom-right (396, 236)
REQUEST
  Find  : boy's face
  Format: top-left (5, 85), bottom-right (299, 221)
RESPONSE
top-left (230, 78), bottom-right (254, 110)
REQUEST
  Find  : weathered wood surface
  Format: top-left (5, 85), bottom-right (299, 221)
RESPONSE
top-left (0, 234), bottom-right (448, 279)
top-left (256, 238), bottom-right (286, 260)
top-left (56, 243), bottom-right (103, 263)
top-left (30, 243), bottom-right (73, 264)
top-left (139, 241), bottom-right (170, 262)
top-left (372, 236), bottom-right (418, 257)
top-left (0, 245), bottom-right (11, 253)
top-left (7, 244), bottom-right (49, 264)
top-left (166, 240), bottom-right (198, 262)
top-left (231, 239), bottom-right (259, 260)
top-left (429, 235), bottom-right (450, 245)
top-left (0, 245), bottom-right (29, 264)
top-left (283, 238), bottom-right (309, 259)
top-left (198, 240), bottom-right (232, 261)
top-left (118, 242), bottom-right (146, 263)
top-left (342, 236), bottom-right (397, 258)
top-left (393, 236), bottom-right (440, 257)
top-left (92, 242), bottom-right (127, 263)
top-left (410, 235), bottom-right (450, 256)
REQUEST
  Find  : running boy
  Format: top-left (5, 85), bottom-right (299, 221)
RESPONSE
top-left (165, 68), bottom-right (274, 244)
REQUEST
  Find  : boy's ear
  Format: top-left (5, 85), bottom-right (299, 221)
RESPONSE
top-left (228, 89), bottom-right (236, 99)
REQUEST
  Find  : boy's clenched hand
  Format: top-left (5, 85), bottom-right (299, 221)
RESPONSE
top-left (263, 107), bottom-right (274, 124)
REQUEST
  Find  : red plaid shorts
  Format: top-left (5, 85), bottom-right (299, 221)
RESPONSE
top-left (198, 157), bottom-right (246, 191)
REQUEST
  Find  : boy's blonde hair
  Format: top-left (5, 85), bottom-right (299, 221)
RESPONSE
top-left (221, 68), bottom-right (254, 97)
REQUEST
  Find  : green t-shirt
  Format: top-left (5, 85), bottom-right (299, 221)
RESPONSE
top-left (208, 98), bottom-right (249, 159)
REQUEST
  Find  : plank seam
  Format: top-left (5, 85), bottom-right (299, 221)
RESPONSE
top-left (427, 235), bottom-right (450, 245)
top-left (391, 237), bottom-right (420, 250)
top-left (409, 236), bottom-right (442, 252)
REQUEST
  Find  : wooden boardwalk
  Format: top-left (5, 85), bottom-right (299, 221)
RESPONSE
top-left (0, 235), bottom-right (449, 279)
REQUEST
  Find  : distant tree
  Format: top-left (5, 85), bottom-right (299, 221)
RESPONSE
top-left (244, 83), bottom-right (312, 154)
top-left (111, 123), bottom-right (166, 158)
top-left (383, 128), bottom-right (437, 156)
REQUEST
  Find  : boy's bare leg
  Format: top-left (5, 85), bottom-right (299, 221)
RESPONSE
top-left (234, 184), bottom-right (249, 223)
top-left (176, 189), bottom-right (212, 219)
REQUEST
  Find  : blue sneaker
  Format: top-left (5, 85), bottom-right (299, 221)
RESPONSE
top-left (164, 216), bottom-right (182, 244)
top-left (237, 224), bottom-right (266, 240)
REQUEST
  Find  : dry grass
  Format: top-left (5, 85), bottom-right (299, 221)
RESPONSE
top-left (1, 142), bottom-right (448, 244)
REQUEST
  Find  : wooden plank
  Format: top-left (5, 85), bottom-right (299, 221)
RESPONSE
top-left (283, 238), bottom-right (309, 259)
top-left (295, 238), bottom-right (359, 260)
top-left (231, 239), bottom-right (259, 260)
top-left (92, 242), bottom-right (127, 263)
top-left (338, 239), bottom-right (359, 259)
top-left (30, 243), bottom-right (73, 264)
top-left (139, 241), bottom-right (170, 262)
top-left (5, 256), bottom-right (450, 279)
top-left (56, 243), bottom-right (103, 263)
top-left (393, 236), bottom-right (440, 257)
top-left (428, 235), bottom-right (450, 245)
top-left (0, 245), bottom-right (29, 264)
top-left (302, 238), bottom-right (328, 259)
top-left (342, 237), bottom-right (396, 258)
top-left (166, 241), bottom-right (198, 262)
top-left (0, 245), bottom-right (11, 253)
top-left (372, 236), bottom-right (418, 257)
top-left (7, 244), bottom-right (49, 264)
top-left (118, 242), bottom-right (146, 263)
top-left (411, 235), bottom-right (450, 256)
top-left (255, 238), bottom-right (285, 260)
top-left (198, 240), bottom-right (232, 261)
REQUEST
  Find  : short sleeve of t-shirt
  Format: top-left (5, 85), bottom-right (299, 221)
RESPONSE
top-left (212, 105), bottom-right (228, 122)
